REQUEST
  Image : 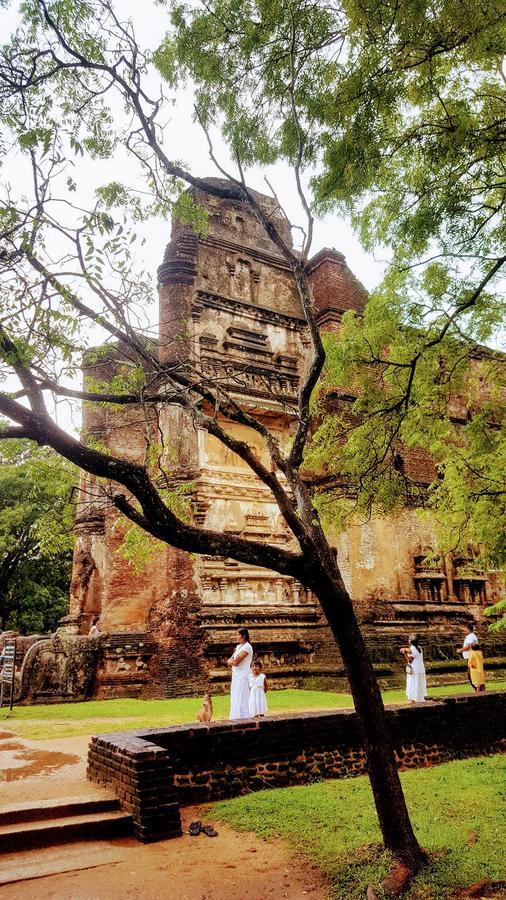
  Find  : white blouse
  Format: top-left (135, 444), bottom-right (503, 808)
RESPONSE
top-left (231, 642), bottom-right (253, 680)
top-left (409, 645), bottom-right (425, 674)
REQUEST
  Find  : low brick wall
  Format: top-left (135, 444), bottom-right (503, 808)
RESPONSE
top-left (88, 692), bottom-right (505, 841)
top-left (87, 733), bottom-right (182, 841)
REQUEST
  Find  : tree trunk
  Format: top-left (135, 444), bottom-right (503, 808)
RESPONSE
top-left (311, 568), bottom-right (426, 872)
top-left (0, 572), bottom-right (13, 631)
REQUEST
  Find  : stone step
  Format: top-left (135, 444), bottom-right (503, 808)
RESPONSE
top-left (0, 842), bottom-right (125, 887)
top-left (393, 603), bottom-right (469, 617)
top-left (0, 794), bottom-right (120, 827)
top-left (0, 810), bottom-right (132, 853)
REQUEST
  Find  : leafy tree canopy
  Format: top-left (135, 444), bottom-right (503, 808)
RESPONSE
top-left (0, 440), bottom-right (76, 633)
top-left (2, 0), bottom-right (503, 869)
top-left (163, 0), bottom-right (506, 567)
top-left (0, 0), bottom-right (503, 570)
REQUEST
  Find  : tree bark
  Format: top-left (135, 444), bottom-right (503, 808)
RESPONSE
top-left (0, 345), bottom-right (426, 875)
top-left (310, 564), bottom-right (426, 871)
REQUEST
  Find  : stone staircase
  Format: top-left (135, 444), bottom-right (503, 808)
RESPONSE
top-left (0, 795), bottom-right (132, 852)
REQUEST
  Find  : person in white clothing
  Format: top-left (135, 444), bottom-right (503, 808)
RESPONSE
top-left (400, 634), bottom-right (426, 703)
top-left (456, 624), bottom-right (478, 659)
top-left (248, 658), bottom-right (268, 717)
top-left (456, 624), bottom-right (478, 690)
top-left (88, 616), bottom-right (101, 638)
top-left (227, 627), bottom-right (253, 719)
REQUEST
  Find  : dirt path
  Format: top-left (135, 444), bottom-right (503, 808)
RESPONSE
top-left (0, 731), bottom-right (99, 803)
top-left (0, 807), bottom-right (328, 900)
top-left (0, 732), bottom-right (328, 898)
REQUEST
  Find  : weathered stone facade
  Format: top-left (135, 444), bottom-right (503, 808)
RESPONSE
top-left (67, 182), bottom-right (504, 698)
top-left (0, 631), bottom-right (98, 705)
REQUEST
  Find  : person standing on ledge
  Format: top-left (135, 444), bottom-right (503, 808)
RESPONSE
top-left (227, 627), bottom-right (253, 719)
top-left (456, 623), bottom-right (478, 690)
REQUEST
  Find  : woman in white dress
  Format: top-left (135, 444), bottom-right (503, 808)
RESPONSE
top-left (227, 627), bottom-right (253, 719)
top-left (248, 658), bottom-right (268, 717)
top-left (400, 635), bottom-right (426, 703)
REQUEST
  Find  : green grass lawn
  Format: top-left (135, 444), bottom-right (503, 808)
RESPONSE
top-left (1, 681), bottom-right (504, 740)
top-left (211, 754), bottom-right (506, 900)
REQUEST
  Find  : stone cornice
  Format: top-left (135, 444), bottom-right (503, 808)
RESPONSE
top-left (194, 290), bottom-right (306, 328)
top-left (199, 234), bottom-right (294, 271)
top-left (157, 257), bottom-right (197, 286)
top-left (316, 307), bottom-right (345, 327)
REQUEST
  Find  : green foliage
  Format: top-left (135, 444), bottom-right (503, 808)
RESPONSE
top-left (117, 482), bottom-right (193, 574)
top-left (172, 190), bottom-right (209, 235)
top-left (0, 0), bottom-right (180, 412)
top-left (84, 364), bottom-right (147, 405)
top-left (160, 481), bottom-right (195, 519)
top-left (163, 0), bottom-right (504, 278)
top-left (305, 314), bottom-right (506, 568)
top-left (163, 0), bottom-right (506, 569)
top-left (6, 557), bottom-right (71, 634)
top-left (0, 439), bottom-right (76, 632)
top-left (484, 597), bottom-right (506, 632)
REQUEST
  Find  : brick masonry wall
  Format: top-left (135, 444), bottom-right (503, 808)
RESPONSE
top-left (87, 733), bottom-right (182, 842)
top-left (88, 693), bottom-right (505, 840)
top-left (307, 248), bottom-right (368, 321)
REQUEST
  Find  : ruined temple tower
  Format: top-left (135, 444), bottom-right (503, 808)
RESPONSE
top-left (67, 182), bottom-right (501, 697)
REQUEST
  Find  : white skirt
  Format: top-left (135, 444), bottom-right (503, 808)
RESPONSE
top-left (230, 677), bottom-right (250, 719)
top-left (249, 686), bottom-right (268, 717)
top-left (406, 671), bottom-right (426, 702)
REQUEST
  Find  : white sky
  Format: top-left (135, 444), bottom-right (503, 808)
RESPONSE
top-left (1, 0), bottom-right (387, 436)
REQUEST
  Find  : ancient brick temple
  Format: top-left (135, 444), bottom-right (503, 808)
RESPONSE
top-left (65, 182), bottom-right (504, 698)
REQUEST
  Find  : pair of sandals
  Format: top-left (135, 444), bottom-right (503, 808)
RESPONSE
top-left (189, 820), bottom-right (218, 837)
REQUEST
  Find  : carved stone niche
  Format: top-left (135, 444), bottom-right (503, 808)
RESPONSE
top-left (199, 332), bottom-right (219, 352)
top-left (413, 547), bottom-right (448, 603)
top-left (452, 553), bottom-right (488, 604)
top-left (223, 326), bottom-right (272, 359)
top-left (226, 257), bottom-right (260, 303)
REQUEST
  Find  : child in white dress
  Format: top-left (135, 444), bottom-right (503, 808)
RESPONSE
top-left (249, 659), bottom-right (268, 717)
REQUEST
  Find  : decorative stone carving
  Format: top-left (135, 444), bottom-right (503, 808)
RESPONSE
top-left (232, 258), bottom-right (252, 301)
top-left (15, 630), bottom-right (98, 704)
top-left (64, 184), bottom-right (504, 700)
top-left (413, 547), bottom-right (448, 603)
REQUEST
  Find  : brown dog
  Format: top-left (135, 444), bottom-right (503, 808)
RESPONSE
top-left (196, 693), bottom-right (213, 723)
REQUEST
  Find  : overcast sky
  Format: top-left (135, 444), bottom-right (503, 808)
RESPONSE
top-left (1, 0), bottom-right (387, 435)
top-left (1, 0), bottom-right (387, 282)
